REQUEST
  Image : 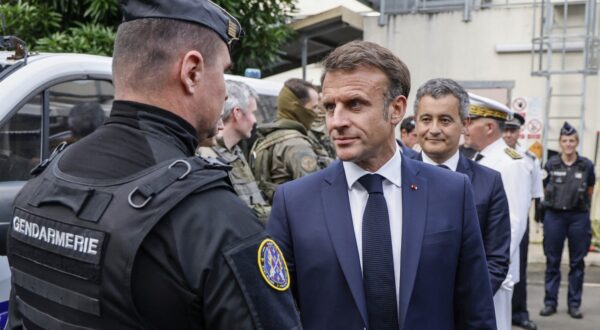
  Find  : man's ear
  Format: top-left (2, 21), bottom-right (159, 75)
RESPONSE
top-left (486, 120), bottom-right (495, 134)
top-left (461, 119), bottom-right (469, 134)
top-left (389, 95), bottom-right (407, 125)
top-left (180, 50), bottom-right (204, 94)
top-left (233, 107), bottom-right (242, 121)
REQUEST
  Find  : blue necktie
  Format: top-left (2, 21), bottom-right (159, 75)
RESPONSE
top-left (358, 174), bottom-right (399, 330)
top-left (437, 164), bottom-right (450, 170)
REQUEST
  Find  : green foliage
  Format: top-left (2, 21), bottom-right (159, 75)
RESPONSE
top-left (0, 1), bottom-right (62, 49)
top-left (215, 0), bottom-right (297, 74)
top-left (84, 0), bottom-right (120, 23)
top-left (15, 0), bottom-right (121, 26)
top-left (36, 24), bottom-right (116, 56)
top-left (1, 0), bottom-right (296, 75)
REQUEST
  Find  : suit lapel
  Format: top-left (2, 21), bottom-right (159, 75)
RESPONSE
top-left (321, 162), bottom-right (368, 325)
top-left (456, 154), bottom-right (474, 181)
top-left (399, 155), bottom-right (428, 327)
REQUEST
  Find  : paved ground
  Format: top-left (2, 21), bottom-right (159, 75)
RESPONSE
top-left (512, 264), bottom-right (600, 330)
top-left (511, 230), bottom-right (600, 330)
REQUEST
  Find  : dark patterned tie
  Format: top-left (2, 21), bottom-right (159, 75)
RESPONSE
top-left (358, 174), bottom-right (399, 330)
top-left (474, 153), bottom-right (484, 162)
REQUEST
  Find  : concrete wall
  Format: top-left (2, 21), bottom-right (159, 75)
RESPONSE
top-left (365, 5), bottom-right (600, 160)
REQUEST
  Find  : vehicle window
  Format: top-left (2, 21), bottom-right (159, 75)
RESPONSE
top-left (0, 95), bottom-right (42, 181)
top-left (48, 80), bottom-right (113, 150)
top-left (0, 79), bottom-right (114, 182)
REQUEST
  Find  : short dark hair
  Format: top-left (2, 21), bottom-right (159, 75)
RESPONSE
top-left (495, 119), bottom-right (506, 131)
top-left (112, 18), bottom-right (221, 92)
top-left (414, 78), bottom-right (469, 121)
top-left (68, 102), bottom-right (106, 138)
top-left (321, 40), bottom-right (411, 101)
top-left (400, 116), bottom-right (416, 133)
top-left (284, 78), bottom-right (318, 105)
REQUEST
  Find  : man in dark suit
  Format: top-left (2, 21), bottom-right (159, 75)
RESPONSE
top-left (267, 41), bottom-right (496, 329)
top-left (397, 138), bottom-right (419, 158)
top-left (410, 78), bottom-right (511, 298)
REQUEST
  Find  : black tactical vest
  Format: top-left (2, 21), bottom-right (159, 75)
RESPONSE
top-left (544, 158), bottom-right (591, 211)
top-left (7, 151), bottom-right (230, 329)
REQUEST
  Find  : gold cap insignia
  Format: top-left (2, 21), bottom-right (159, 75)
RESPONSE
top-left (227, 20), bottom-right (238, 39)
top-left (469, 105), bottom-right (509, 120)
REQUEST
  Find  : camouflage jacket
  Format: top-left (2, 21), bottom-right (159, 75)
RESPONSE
top-left (197, 136), bottom-right (271, 224)
top-left (309, 126), bottom-right (336, 159)
top-left (250, 119), bottom-right (333, 203)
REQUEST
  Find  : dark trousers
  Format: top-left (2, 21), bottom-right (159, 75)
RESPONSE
top-left (543, 209), bottom-right (591, 308)
top-left (512, 221), bottom-right (530, 322)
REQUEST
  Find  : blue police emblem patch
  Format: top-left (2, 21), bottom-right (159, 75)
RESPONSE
top-left (257, 239), bottom-right (290, 291)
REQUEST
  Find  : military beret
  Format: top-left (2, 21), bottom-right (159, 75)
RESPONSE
top-left (560, 121), bottom-right (577, 136)
top-left (505, 112), bottom-right (525, 128)
top-left (468, 93), bottom-right (513, 121)
top-left (120, 0), bottom-right (243, 48)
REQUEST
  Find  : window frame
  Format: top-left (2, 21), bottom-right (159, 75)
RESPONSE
top-left (0, 73), bottom-right (113, 166)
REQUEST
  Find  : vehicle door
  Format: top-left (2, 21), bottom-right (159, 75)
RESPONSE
top-left (0, 76), bottom-right (113, 326)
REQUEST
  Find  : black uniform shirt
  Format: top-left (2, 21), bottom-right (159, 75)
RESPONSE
top-left (543, 154), bottom-right (596, 188)
top-left (543, 154), bottom-right (596, 211)
top-left (58, 101), bottom-right (264, 329)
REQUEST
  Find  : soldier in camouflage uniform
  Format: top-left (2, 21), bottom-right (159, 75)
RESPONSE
top-left (197, 80), bottom-right (271, 224)
top-left (251, 78), bottom-right (333, 203)
top-left (309, 104), bottom-right (337, 158)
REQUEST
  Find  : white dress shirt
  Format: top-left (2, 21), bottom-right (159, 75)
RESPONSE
top-left (342, 146), bottom-right (403, 305)
top-left (421, 150), bottom-right (460, 171)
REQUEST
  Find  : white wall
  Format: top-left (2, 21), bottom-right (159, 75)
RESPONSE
top-left (365, 6), bottom-right (600, 159)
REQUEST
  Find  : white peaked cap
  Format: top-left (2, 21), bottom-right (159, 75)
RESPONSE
top-left (468, 92), bottom-right (513, 120)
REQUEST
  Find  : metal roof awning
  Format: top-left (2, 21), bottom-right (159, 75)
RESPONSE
top-left (263, 6), bottom-right (364, 78)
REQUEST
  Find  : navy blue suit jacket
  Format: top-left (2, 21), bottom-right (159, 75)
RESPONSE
top-left (267, 154), bottom-right (496, 329)
top-left (396, 139), bottom-right (419, 158)
top-left (410, 152), bottom-right (511, 293)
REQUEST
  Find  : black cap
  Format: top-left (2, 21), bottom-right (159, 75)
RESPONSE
top-left (120, 0), bottom-right (243, 48)
top-left (401, 116), bottom-right (416, 132)
top-left (505, 112), bottom-right (524, 128)
top-left (560, 121), bottom-right (577, 136)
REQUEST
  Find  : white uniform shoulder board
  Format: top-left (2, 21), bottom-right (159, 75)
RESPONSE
top-left (504, 147), bottom-right (523, 160)
top-left (525, 150), bottom-right (537, 161)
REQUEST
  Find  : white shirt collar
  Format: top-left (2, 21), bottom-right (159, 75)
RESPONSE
top-left (421, 149), bottom-right (460, 171)
top-left (480, 137), bottom-right (507, 157)
top-left (343, 146), bottom-right (402, 190)
top-left (515, 143), bottom-right (526, 153)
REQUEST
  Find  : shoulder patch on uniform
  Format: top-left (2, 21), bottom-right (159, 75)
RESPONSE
top-left (300, 155), bottom-right (317, 172)
top-left (504, 147), bottom-right (523, 160)
top-left (257, 238), bottom-right (290, 291)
